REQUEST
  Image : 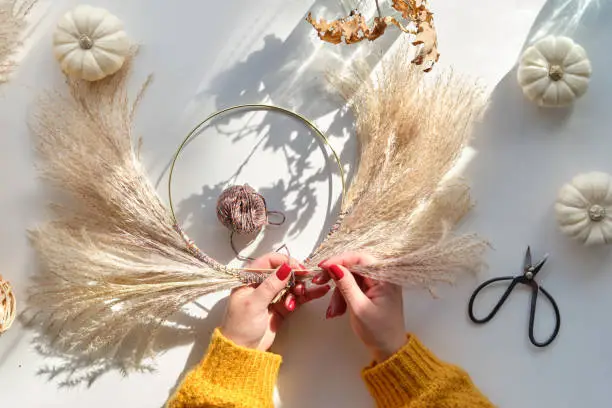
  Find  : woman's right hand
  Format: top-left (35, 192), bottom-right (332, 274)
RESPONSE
top-left (313, 252), bottom-right (407, 363)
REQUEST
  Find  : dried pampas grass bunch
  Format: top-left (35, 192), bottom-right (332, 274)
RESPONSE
top-left (306, 41), bottom-right (489, 289)
top-left (26, 43), bottom-right (487, 366)
top-left (0, 0), bottom-right (36, 82)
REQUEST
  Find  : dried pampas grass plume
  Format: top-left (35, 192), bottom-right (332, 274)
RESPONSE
top-left (26, 58), bottom-right (248, 363)
top-left (306, 41), bottom-right (489, 289)
top-left (0, 0), bottom-right (36, 82)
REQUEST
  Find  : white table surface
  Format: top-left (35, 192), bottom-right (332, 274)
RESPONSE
top-left (1, 0), bottom-right (610, 407)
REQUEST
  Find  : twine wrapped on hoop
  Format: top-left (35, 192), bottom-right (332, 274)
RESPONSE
top-left (0, 275), bottom-right (16, 333)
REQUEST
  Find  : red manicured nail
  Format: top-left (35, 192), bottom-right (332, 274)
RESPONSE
top-left (312, 275), bottom-right (321, 284)
top-left (326, 305), bottom-right (333, 319)
top-left (328, 264), bottom-right (344, 280)
top-left (287, 298), bottom-right (296, 311)
top-left (318, 260), bottom-right (328, 268)
top-left (276, 263), bottom-right (292, 280)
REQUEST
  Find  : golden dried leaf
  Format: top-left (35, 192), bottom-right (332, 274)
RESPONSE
top-left (412, 21), bottom-right (440, 72)
top-left (306, 12), bottom-right (342, 44)
top-left (306, 11), bottom-right (390, 45)
top-left (339, 12), bottom-right (368, 44)
top-left (307, 0), bottom-right (439, 71)
top-left (384, 16), bottom-right (411, 34)
top-left (365, 17), bottom-right (388, 41)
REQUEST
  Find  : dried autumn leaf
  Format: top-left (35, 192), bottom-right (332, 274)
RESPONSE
top-left (411, 20), bottom-right (439, 72)
top-left (306, 12), bottom-right (342, 44)
top-left (384, 16), bottom-right (411, 34)
top-left (307, 11), bottom-right (390, 45)
top-left (307, 0), bottom-right (439, 71)
top-left (365, 17), bottom-right (388, 41)
top-left (392, 0), bottom-right (416, 20)
top-left (340, 12), bottom-right (368, 44)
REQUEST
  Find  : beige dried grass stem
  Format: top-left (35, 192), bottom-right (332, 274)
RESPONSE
top-left (306, 42), bottom-right (489, 289)
top-left (0, 274), bottom-right (16, 333)
top-left (0, 0), bottom-right (36, 82)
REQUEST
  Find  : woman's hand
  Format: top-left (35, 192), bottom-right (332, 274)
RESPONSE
top-left (220, 253), bottom-right (330, 351)
top-left (314, 252), bottom-right (407, 363)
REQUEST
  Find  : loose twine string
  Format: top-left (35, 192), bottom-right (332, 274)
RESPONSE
top-left (0, 275), bottom-right (16, 334)
top-left (168, 104), bottom-right (347, 279)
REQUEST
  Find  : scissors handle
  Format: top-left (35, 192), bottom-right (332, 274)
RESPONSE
top-left (468, 276), bottom-right (518, 323)
top-left (528, 283), bottom-right (561, 347)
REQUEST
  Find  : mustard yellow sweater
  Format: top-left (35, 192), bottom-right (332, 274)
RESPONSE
top-left (167, 329), bottom-right (493, 408)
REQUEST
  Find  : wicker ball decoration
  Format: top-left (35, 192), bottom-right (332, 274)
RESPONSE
top-left (0, 275), bottom-right (16, 333)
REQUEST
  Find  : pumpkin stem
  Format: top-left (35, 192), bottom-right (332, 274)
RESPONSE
top-left (78, 34), bottom-right (94, 50)
top-left (548, 64), bottom-right (564, 81)
top-left (589, 205), bottom-right (606, 222)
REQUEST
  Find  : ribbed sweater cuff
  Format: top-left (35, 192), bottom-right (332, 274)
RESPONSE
top-left (362, 334), bottom-right (447, 408)
top-left (200, 328), bottom-right (282, 398)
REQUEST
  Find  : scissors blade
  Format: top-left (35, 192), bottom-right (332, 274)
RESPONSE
top-left (532, 254), bottom-right (549, 277)
top-left (524, 246), bottom-right (532, 269)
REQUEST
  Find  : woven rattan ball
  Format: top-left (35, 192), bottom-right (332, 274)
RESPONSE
top-left (0, 275), bottom-right (16, 334)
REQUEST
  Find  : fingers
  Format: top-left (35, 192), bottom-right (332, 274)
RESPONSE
top-left (253, 263), bottom-right (292, 305)
top-left (248, 253), bottom-right (302, 269)
top-left (318, 252), bottom-right (376, 269)
top-left (323, 264), bottom-right (369, 310)
top-left (272, 285), bottom-right (331, 319)
top-left (299, 284), bottom-right (331, 303)
top-left (293, 282), bottom-right (306, 297)
top-left (312, 271), bottom-right (331, 285)
top-left (326, 287), bottom-right (347, 319)
top-left (284, 293), bottom-right (297, 312)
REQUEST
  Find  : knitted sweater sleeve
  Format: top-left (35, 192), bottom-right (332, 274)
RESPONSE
top-left (167, 328), bottom-right (281, 408)
top-left (362, 335), bottom-right (494, 408)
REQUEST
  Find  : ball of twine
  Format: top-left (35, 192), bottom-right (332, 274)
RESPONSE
top-left (216, 185), bottom-right (268, 235)
top-left (0, 275), bottom-right (16, 334)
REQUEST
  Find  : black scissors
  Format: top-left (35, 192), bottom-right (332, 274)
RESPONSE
top-left (468, 247), bottom-right (561, 347)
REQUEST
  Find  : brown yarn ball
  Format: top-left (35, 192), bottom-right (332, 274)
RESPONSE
top-left (216, 185), bottom-right (268, 235)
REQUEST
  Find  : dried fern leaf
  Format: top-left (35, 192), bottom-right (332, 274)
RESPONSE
top-left (0, 0), bottom-right (36, 82)
top-left (26, 59), bottom-right (243, 363)
top-left (306, 42), bottom-right (489, 290)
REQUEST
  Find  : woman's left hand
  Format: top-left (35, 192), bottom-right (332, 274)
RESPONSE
top-left (220, 253), bottom-right (331, 351)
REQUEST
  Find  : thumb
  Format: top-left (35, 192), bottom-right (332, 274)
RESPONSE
top-left (327, 264), bottom-right (368, 310)
top-left (253, 263), bottom-right (292, 305)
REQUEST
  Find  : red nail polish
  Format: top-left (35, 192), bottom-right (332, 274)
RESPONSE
top-left (318, 260), bottom-right (328, 268)
top-left (312, 275), bottom-right (321, 284)
top-left (287, 298), bottom-right (296, 311)
top-left (276, 263), bottom-right (291, 280)
top-left (299, 264), bottom-right (307, 270)
top-left (328, 264), bottom-right (344, 280)
top-left (326, 305), bottom-right (333, 319)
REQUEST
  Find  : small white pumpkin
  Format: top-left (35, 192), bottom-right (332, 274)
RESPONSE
top-left (555, 172), bottom-right (612, 246)
top-left (517, 36), bottom-right (592, 107)
top-left (53, 5), bottom-right (129, 81)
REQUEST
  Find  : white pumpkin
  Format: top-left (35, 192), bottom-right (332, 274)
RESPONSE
top-left (517, 36), bottom-right (592, 107)
top-left (555, 172), bottom-right (612, 246)
top-left (53, 5), bottom-right (129, 81)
